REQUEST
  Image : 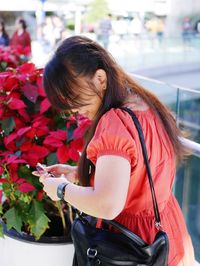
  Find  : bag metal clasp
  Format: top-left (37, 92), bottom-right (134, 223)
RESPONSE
top-left (155, 222), bottom-right (163, 230)
top-left (87, 248), bottom-right (97, 259)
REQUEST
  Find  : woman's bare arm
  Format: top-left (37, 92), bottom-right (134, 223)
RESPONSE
top-left (63, 155), bottom-right (131, 219)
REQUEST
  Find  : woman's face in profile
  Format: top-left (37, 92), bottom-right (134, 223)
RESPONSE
top-left (70, 70), bottom-right (107, 120)
top-left (16, 21), bottom-right (23, 31)
top-left (70, 88), bottom-right (103, 120)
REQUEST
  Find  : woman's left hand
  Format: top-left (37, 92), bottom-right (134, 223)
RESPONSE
top-left (40, 174), bottom-right (68, 201)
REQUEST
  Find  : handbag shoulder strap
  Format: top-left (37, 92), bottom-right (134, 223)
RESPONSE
top-left (120, 107), bottom-right (161, 229)
top-left (77, 107), bottom-right (162, 234)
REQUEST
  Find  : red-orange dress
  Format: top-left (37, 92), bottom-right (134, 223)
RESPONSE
top-left (10, 31), bottom-right (31, 55)
top-left (87, 108), bottom-right (195, 266)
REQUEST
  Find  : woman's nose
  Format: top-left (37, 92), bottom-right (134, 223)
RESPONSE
top-left (71, 108), bottom-right (78, 114)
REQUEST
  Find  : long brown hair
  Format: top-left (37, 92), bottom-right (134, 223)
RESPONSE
top-left (43, 35), bottom-right (188, 186)
top-left (0, 19), bottom-right (9, 38)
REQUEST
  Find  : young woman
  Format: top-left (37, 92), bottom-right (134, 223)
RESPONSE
top-left (0, 19), bottom-right (9, 46)
top-left (35, 36), bottom-right (195, 266)
top-left (10, 18), bottom-right (31, 55)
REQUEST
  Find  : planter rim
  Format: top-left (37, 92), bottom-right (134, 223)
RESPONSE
top-left (0, 219), bottom-right (72, 245)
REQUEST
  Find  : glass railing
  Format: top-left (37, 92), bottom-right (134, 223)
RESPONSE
top-left (135, 74), bottom-right (200, 263)
top-left (111, 36), bottom-right (200, 72)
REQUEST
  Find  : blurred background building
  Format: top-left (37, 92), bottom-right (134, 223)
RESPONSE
top-left (1, 0), bottom-right (200, 88)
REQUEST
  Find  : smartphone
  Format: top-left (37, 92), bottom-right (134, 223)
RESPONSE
top-left (36, 163), bottom-right (55, 177)
top-left (36, 163), bottom-right (47, 174)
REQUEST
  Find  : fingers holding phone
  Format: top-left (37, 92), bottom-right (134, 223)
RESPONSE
top-left (32, 163), bottom-right (53, 183)
top-left (33, 163), bottom-right (77, 184)
top-left (45, 164), bottom-right (77, 183)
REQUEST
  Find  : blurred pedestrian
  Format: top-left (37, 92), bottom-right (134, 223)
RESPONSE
top-left (42, 16), bottom-right (55, 52)
top-left (52, 16), bottom-right (64, 45)
top-left (145, 17), bottom-right (165, 49)
top-left (145, 17), bottom-right (157, 48)
top-left (10, 18), bottom-right (31, 55)
top-left (182, 17), bottom-right (193, 48)
top-left (0, 19), bottom-right (9, 46)
top-left (128, 15), bottom-right (143, 49)
top-left (112, 15), bottom-right (127, 42)
top-left (156, 18), bottom-right (165, 47)
top-left (194, 19), bottom-right (200, 35)
top-left (96, 14), bottom-right (112, 49)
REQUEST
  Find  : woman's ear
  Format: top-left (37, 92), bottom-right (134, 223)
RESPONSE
top-left (92, 69), bottom-right (107, 92)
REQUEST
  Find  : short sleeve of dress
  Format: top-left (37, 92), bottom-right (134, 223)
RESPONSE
top-left (87, 109), bottom-right (137, 168)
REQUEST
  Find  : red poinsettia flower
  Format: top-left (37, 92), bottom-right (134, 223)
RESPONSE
top-left (68, 147), bottom-right (80, 162)
top-left (36, 190), bottom-right (44, 201)
top-left (0, 165), bottom-right (4, 176)
top-left (17, 63), bottom-right (35, 74)
top-left (18, 182), bottom-right (35, 193)
top-left (0, 60), bottom-right (89, 240)
top-left (43, 130), bottom-right (67, 148)
top-left (22, 144), bottom-right (50, 166)
top-left (22, 83), bottom-right (39, 103)
top-left (14, 116), bottom-right (26, 130)
top-left (37, 76), bottom-right (46, 97)
top-left (40, 98), bottom-right (51, 114)
top-left (18, 108), bottom-right (30, 122)
top-left (43, 135), bottom-right (64, 148)
top-left (57, 145), bottom-right (70, 163)
top-left (70, 138), bottom-right (84, 152)
top-left (20, 140), bottom-right (32, 152)
top-left (3, 75), bottom-right (19, 92)
top-left (8, 97), bottom-right (26, 110)
top-left (73, 116), bottom-right (91, 139)
top-left (4, 133), bottom-right (18, 151)
top-left (8, 163), bottom-right (19, 182)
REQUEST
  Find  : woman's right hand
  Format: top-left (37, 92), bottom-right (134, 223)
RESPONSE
top-left (44, 164), bottom-right (78, 183)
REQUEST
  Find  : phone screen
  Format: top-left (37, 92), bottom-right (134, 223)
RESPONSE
top-left (36, 163), bottom-right (55, 177)
top-left (36, 163), bottom-right (47, 175)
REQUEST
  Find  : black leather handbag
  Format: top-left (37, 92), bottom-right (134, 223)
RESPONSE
top-left (71, 107), bottom-right (169, 266)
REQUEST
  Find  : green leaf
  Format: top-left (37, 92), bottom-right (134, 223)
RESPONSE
top-left (68, 159), bottom-right (77, 166)
top-left (0, 204), bottom-right (3, 215)
top-left (18, 165), bottom-right (32, 179)
top-left (18, 165), bottom-right (39, 189)
top-left (28, 200), bottom-right (50, 240)
top-left (84, 0), bottom-right (110, 23)
top-left (67, 124), bottom-right (76, 142)
top-left (0, 223), bottom-right (4, 238)
top-left (19, 193), bottom-right (32, 204)
top-left (2, 182), bottom-right (12, 200)
top-left (46, 152), bottom-right (58, 165)
top-left (16, 201), bottom-right (32, 225)
top-left (3, 207), bottom-right (22, 233)
top-left (1, 61), bottom-right (7, 70)
top-left (1, 117), bottom-right (15, 135)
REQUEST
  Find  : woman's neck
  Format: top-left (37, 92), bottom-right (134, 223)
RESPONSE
top-left (17, 29), bottom-right (24, 35)
top-left (123, 93), bottom-right (149, 111)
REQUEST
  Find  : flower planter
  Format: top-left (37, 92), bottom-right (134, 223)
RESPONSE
top-left (0, 221), bottom-right (74, 266)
